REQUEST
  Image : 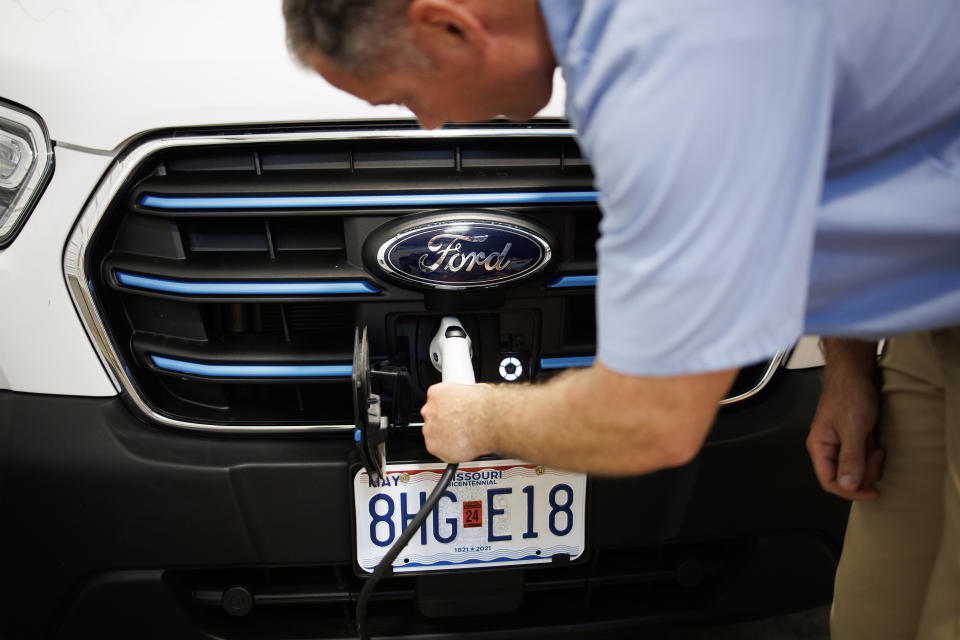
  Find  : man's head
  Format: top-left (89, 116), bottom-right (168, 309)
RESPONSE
top-left (282, 0), bottom-right (557, 129)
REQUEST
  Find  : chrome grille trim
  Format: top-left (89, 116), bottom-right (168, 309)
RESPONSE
top-left (718, 351), bottom-right (787, 406)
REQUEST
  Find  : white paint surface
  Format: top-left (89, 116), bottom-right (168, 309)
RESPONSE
top-left (785, 336), bottom-right (825, 370)
top-left (0, 147), bottom-right (116, 396)
top-left (1, 0), bottom-right (567, 151)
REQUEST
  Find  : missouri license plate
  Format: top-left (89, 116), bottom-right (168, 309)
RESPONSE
top-left (353, 460), bottom-right (586, 574)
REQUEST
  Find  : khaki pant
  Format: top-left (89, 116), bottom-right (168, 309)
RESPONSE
top-left (832, 327), bottom-right (960, 640)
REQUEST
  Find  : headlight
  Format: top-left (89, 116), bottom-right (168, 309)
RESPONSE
top-left (0, 101), bottom-right (54, 248)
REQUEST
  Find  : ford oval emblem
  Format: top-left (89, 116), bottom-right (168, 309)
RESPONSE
top-left (367, 211), bottom-right (555, 290)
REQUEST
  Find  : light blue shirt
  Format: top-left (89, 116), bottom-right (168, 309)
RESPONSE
top-left (540, 0), bottom-right (960, 375)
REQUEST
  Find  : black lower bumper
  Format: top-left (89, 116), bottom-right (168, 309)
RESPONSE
top-left (0, 369), bottom-right (848, 639)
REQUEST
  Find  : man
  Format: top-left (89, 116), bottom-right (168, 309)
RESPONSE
top-left (283, 1), bottom-right (960, 637)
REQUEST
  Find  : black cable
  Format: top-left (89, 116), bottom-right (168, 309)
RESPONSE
top-left (356, 462), bottom-right (459, 640)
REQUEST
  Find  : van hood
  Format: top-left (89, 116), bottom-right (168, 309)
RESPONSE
top-left (0, 0), bottom-right (565, 152)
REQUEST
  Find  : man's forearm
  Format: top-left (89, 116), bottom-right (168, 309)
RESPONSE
top-left (820, 338), bottom-right (880, 386)
top-left (478, 363), bottom-right (735, 475)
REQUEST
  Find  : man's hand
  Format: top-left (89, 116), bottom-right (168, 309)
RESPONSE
top-left (806, 338), bottom-right (884, 500)
top-left (421, 382), bottom-right (499, 463)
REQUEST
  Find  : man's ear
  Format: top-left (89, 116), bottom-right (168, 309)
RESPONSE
top-left (407, 0), bottom-right (489, 67)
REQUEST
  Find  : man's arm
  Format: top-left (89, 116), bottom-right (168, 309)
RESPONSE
top-left (420, 363), bottom-right (737, 475)
top-left (806, 338), bottom-right (883, 500)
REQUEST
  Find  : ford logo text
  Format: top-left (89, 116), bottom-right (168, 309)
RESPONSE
top-left (418, 234), bottom-right (511, 273)
top-left (368, 212), bottom-right (554, 290)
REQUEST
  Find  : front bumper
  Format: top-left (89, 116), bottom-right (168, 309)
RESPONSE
top-left (0, 368), bottom-right (847, 639)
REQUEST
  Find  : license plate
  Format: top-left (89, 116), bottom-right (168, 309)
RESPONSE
top-left (353, 460), bottom-right (586, 574)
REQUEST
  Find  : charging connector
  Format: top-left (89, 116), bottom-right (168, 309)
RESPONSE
top-left (428, 316), bottom-right (475, 385)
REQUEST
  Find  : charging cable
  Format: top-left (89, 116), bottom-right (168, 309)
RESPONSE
top-left (356, 317), bottom-right (475, 640)
top-left (355, 464), bottom-right (457, 640)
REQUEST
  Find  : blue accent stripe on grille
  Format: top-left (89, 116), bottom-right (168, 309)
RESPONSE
top-left (116, 271), bottom-right (380, 296)
top-left (547, 275), bottom-right (598, 289)
top-left (540, 356), bottom-right (595, 370)
top-left (139, 191), bottom-right (599, 210)
top-left (150, 355), bottom-right (352, 379)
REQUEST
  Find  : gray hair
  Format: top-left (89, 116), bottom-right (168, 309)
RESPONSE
top-left (282, 0), bottom-right (419, 76)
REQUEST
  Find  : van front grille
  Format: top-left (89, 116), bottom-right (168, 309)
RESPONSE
top-left (66, 124), bottom-right (780, 433)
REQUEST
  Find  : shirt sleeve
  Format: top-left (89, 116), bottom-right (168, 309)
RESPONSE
top-left (566, 2), bottom-right (835, 376)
